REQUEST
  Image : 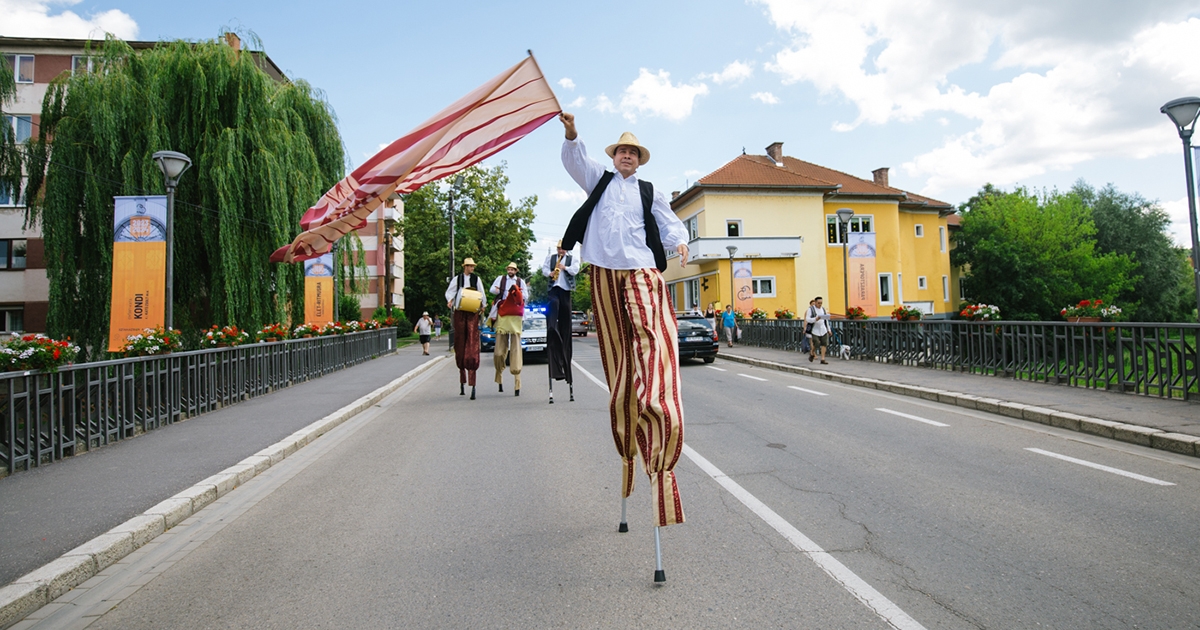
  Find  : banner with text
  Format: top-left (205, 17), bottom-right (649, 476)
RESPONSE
top-left (108, 196), bottom-right (167, 351)
top-left (732, 260), bottom-right (755, 315)
top-left (304, 253), bottom-right (334, 326)
top-left (848, 232), bottom-right (877, 317)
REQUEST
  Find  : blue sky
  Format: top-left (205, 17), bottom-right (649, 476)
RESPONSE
top-left (5, 0), bottom-right (1200, 259)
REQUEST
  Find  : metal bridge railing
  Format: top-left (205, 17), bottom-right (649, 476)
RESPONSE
top-left (0, 328), bottom-right (396, 477)
top-left (737, 319), bottom-right (1200, 402)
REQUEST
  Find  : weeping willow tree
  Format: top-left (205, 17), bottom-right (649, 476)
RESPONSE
top-left (0, 58), bottom-right (21, 201)
top-left (24, 35), bottom-right (346, 358)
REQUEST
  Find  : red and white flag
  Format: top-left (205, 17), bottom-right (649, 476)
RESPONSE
top-left (271, 55), bottom-right (561, 263)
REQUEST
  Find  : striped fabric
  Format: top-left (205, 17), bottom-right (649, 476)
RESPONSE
top-left (271, 56), bottom-right (561, 263)
top-left (591, 266), bottom-right (685, 527)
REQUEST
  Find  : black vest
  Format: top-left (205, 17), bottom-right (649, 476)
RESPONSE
top-left (561, 171), bottom-right (667, 272)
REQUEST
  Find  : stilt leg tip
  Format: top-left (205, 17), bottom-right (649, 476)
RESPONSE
top-left (653, 570), bottom-right (666, 583)
top-left (618, 522), bottom-right (628, 533)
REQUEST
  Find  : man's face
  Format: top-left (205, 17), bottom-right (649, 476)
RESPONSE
top-left (557, 247), bottom-right (566, 256)
top-left (463, 264), bottom-right (475, 275)
top-left (612, 145), bottom-right (640, 177)
top-left (815, 299), bottom-right (823, 309)
top-left (507, 267), bottom-right (516, 277)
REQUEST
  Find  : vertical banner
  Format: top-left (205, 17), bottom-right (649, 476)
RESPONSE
top-left (848, 232), bottom-right (877, 317)
top-left (108, 196), bottom-right (167, 351)
top-left (732, 260), bottom-right (755, 314)
top-left (304, 253), bottom-right (334, 326)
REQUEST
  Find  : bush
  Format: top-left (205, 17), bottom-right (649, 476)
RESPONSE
top-left (372, 306), bottom-right (410, 332)
top-left (338, 294), bottom-right (362, 322)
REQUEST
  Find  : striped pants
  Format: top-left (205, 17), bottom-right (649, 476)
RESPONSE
top-left (591, 266), bottom-right (685, 527)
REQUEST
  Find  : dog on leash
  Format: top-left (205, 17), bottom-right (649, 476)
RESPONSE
top-left (837, 344), bottom-right (851, 360)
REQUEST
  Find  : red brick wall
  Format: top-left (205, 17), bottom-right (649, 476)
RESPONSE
top-left (33, 54), bottom-right (71, 84)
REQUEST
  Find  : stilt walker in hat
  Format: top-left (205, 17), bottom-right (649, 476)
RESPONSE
top-left (558, 112), bottom-right (690, 583)
top-left (489, 262), bottom-right (529, 396)
top-left (542, 240), bottom-right (580, 404)
top-left (445, 258), bottom-right (488, 400)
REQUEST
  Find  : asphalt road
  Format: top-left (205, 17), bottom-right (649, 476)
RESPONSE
top-left (30, 339), bottom-right (1200, 629)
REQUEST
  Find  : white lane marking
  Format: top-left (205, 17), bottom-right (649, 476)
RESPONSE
top-left (1026, 448), bottom-right (1175, 486)
top-left (876, 408), bottom-right (949, 427)
top-left (572, 360), bottom-right (925, 630)
top-left (788, 385), bottom-right (828, 396)
top-left (706, 366), bottom-right (727, 372)
top-left (738, 373), bottom-right (768, 381)
top-left (683, 445), bottom-right (927, 630)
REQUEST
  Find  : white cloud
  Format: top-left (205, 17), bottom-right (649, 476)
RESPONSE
top-left (618, 68), bottom-right (709, 123)
top-left (0, 0), bottom-right (138, 39)
top-left (567, 96), bottom-right (586, 108)
top-left (702, 61), bottom-right (754, 85)
top-left (594, 94), bottom-right (616, 114)
top-left (1160, 197), bottom-right (1193, 248)
top-left (751, 91), bottom-right (780, 105)
top-left (752, 1), bottom-right (1200, 195)
top-left (558, 77), bottom-right (576, 90)
top-left (547, 188), bottom-right (586, 203)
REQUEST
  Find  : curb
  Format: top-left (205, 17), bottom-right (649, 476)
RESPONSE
top-left (0, 355), bottom-right (445, 630)
top-left (719, 353), bottom-right (1200, 460)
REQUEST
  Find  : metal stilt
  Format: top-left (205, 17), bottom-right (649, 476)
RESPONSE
top-left (653, 526), bottom-right (666, 583)
top-left (548, 373), bottom-right (554, 404)
top-left (568, 382), bottom-right (574, 402)
top-left (618, 497), bottom-right (628, 533)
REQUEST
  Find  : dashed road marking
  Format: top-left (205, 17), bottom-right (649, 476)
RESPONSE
top-left (876, 408), bottom-right (949, 427)
top-left (1026, 448), bottom-right (1174, 486)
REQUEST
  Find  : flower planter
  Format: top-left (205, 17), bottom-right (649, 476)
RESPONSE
top-left (1067, 317), bottom-right (1101, 323)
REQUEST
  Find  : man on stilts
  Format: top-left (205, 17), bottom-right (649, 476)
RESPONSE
top-left (489, 262), bottom-right (529, 396)
top-left (445, 258), bottom-right (488, 400)
top-left (542, 240), bottom-right (580, 404)
top-left (559, 112), bottom-right (690, 583)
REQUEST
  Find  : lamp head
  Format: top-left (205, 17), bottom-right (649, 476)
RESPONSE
top-left (152, 150), bottom-right (192, 188)
top-left (836, 207), bottom-right (855, 223)
top-left (1161, 97), bottom-right (1200, 139)
top-left (726, 245), bottom-right (738, 257)
top-left (453, 174), bottom-right (465, 188)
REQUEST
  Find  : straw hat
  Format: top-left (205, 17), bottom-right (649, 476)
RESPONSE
top-left (462, 257), bottom-right (476, 267)
top-left (605, 131), bottom-right (650, 164)
top-left (506, 261), bottom-right (518, 270)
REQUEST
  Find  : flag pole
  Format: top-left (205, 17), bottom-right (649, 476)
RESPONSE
top-left (527, 49), bottom-right (563, 113)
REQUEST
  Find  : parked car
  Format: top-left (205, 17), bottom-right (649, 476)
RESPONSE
top-left (521, 310), bottom-right (548, 356)
top-left (571, 311), bottom-right (589, 336)
top-left (479, 324), bottom-right (495, 352)
top-left (676, 313), bottom-right (719, 363)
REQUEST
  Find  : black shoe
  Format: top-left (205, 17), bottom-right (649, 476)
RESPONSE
top-left (499, 383), bottom-right (504, 393)
top-left (470, 386), bottom-right (476, 400)
top-left (514, 389), bottom-right (520, 397)
top-left (460, 384), bottom-right (465, 395)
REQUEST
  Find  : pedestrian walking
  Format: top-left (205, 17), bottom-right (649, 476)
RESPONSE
top-left (489, 262), bottom-right (528, 396)
top-left (705, 302), bottom-right (716, 331)
top-left (433, 315), bottom-right (442, 339)
top-left (801, 298), bottom-right (815, 356)
top-left (806, 296), bottom-right (831, 364)
top-left (542, 240), bottom-right (581, 403)
top-left (560, 111), bottom-right (690, 582)
top-left (445, 258), bottom-right (488, 399)
top-left (721, 304), bottom-right (737, 347)
top-left (414, 312), bottom-right (433, 355)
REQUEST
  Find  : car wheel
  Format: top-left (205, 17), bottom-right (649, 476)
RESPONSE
top-left (581, 331), bottom-right (587, 337)
top-left (703, 356), bottom-right (715, 363)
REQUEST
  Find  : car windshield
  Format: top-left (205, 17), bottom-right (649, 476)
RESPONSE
top-left (523, 317), bottom-right (547, 331)
top-left (678, 319), bottom-right (711, 332)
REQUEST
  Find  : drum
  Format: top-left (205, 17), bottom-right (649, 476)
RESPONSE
top-left (457, 288), bottom-right (484, 313)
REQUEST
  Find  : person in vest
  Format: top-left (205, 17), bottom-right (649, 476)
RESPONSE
top-left (559, 112), bottom-right (690, 583)
top-left (542, 240), bottom-right (580, 403)
top-left (489, 262), bottom-right (529, 396)
top-left (444, 258), bottom-right (488, 399)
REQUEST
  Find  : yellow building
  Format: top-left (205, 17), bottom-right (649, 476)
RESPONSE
top-left (664, 143), bottom-right (956, 319)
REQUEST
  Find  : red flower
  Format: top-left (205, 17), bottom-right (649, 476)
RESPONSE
top-left (53, 348), bottom-right (61, 360)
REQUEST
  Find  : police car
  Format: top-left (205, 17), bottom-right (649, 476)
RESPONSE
top-left (521, 307), bottom-right (548, 355)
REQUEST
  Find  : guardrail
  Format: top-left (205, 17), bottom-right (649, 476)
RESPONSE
top-left (737, 319), bottom-right (1200, 401)
top-left (0, 328), bottom-right (396, 477)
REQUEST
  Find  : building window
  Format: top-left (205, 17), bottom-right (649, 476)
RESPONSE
top-left (943, 276), bottom-right (950, 302)
top-left (726, 220), bottom-right (741, 237)
top-left (0, 239), bottom-right (27, 270)
top-left (3, 55), bottom-right (34, 84)
top-left (3, 115), bottom-right (32, 144)
top-left (685, 215), bottom-right (699, 241)
top-left (939, 226), bottom-right (947, 252)
top-left (827, 215), bottom-right (873, 244)
top-left (917, 276), bottom-right (927, 290)
top-left (686, 278), bottom-right (700, 309)
top-left (0, 179), bottom-right (22, 207)
top-left (751, 277), bottom-right (775, 297)
top-left (0, 308), bottom-right (23, 332)
top-left (879, 273), bottom-right (893, 304)
top-left (72, 55), bottom-right (100, 74)
top-left (915, 224), bottom-right (924, 237)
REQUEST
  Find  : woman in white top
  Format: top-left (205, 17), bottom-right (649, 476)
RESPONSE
top-left (806, 296), bottom-right (831, 364)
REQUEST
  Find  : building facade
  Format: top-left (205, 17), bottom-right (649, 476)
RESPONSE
top-left (347, 196), bottom-right (405, 320)
top-left (664, 142), bottom-right (957, 319)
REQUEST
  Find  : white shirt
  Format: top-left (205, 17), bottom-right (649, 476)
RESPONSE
top-left (444, 273), bottom-right (487, 309)
top-left (542, 251), bottom-right (581, 291)
top-left (561, 139), bottom-right (688, 270)
top-left (490, 274), bottom-right (530, 301)
top-left (806, 305), bottom-right (830, 337)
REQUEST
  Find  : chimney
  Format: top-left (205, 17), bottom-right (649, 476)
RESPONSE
top-left (224, 32), bottom-right (242, 52)
top-left (872, 167), bottom-right (889, 188)
top-left (671, 191), bottom-right (680, 199)
top-left (765, 142), bottom-right (784, 166)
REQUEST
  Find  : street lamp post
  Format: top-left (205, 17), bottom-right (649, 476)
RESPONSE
top-left (1161, 97), bottom-right (1200, 322)
top-left (836, 208), bottom-right (855, 317)
top-left (448, 174), bottom-right (465, 349)
top-left (726, 245), bottom-right (738, 313)
top-left (152, 150), bottom-right (192, 331)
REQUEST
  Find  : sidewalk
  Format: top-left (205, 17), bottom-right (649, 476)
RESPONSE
top-left (719, 344), bottom-right (1200, 458)
top-left (0, 345), bottom-right (439, 588)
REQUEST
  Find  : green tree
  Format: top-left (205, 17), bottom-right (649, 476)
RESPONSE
top-left (952, 185), bottom-right (1135, 320)
top-left (0, 58), bottom-right (22, 206)
top-left (400, 163), bottom-right (536, 317)
top-left (1072, 181), bottom-right (1195, 321)
top-left (23, 36), bottom-right (344, 358)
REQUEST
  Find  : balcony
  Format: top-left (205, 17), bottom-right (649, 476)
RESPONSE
top-left (684, 236), bottom-right (803, 264)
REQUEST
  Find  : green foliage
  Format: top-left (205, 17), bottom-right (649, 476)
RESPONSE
top-left (400, 164), bottom-right (536, 317)
top-left (337, 293), bottom-right (361, 322)
top-left (0, 58), bottom-right (21, 205)
top-left (371, 305), bottom-right (409, 331)
top-left (1073, 181), bottom-right (1195, 321)
top-left (952, 185), bottom-right (1135, 320)
top-left (23, 36), bottom-right (344, 359)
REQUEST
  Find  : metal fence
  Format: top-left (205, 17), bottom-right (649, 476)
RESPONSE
top-left (0, 328), bottom-right (396, 476)
top-left (738, 319), bottom-right (1200, 402)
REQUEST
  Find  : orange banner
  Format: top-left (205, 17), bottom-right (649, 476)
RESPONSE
top-left (108, 196), bottom-right (167, 351)
top-left (848, 232), bottom-right (877, 317)
top-left (732, 260), bottom-right (755, 314)
top-left (304, 254), bottom-right (334, 326)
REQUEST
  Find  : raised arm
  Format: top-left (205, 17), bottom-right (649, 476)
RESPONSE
top-left (560, 112), bottom-right (604, 192)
